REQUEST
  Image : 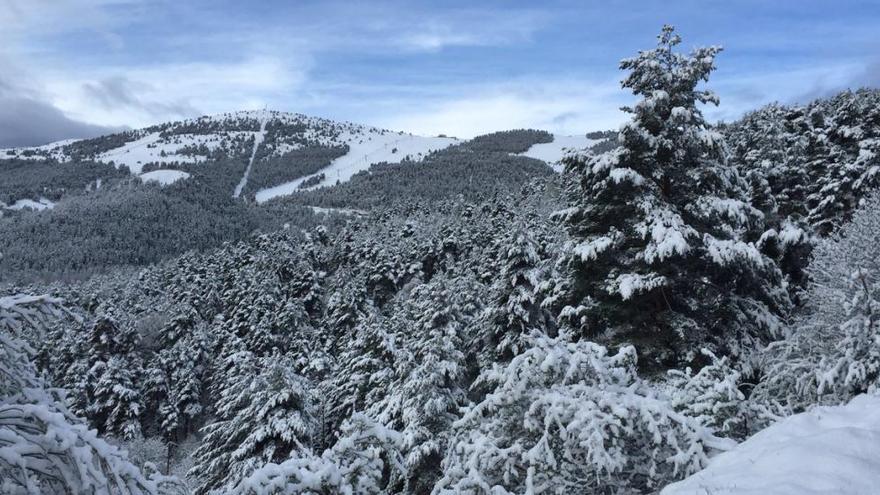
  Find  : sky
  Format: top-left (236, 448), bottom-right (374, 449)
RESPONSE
top-left (2, 0), bottom-right (879, 147)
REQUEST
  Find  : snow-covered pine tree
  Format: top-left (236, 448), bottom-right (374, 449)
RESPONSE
top-left (371, 276), bottom-right (477, 493)
top-left (1, 294), bottom-right (175, 494)
top-left (555, 25), bottom-right (789, 368)
top-left (56, 311), bottom-right (147, 441)
top-left (189, 351), bottom-right (315, 494)
top-left (754, 193), bottom-right (880, 413)
top-left (327, 312), bottom-right (399, 436)
top-left (234, 414), bottom-right (404, 495)
top-left (806, 90), bottom-right (880, 234)
top-left (478, 225), bottom-right (550, 366)
top-left (146, 314), bottom-right (212, 451)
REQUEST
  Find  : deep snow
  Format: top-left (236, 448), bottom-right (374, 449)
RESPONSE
top-left (662, 394), bottom-right (880, 495)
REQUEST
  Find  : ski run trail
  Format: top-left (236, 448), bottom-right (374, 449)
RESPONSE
top-left (233, 110), bottom-right (268, 198)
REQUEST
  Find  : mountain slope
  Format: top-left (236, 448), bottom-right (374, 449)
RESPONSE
top-left (1, 110), bottom-right (461, 204)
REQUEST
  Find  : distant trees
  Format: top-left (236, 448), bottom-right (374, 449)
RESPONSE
top-left (285, 129), bottom-right (556, 210)
top-left (0, 157), bottom-right (126, 204)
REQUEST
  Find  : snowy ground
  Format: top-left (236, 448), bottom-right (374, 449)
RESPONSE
top-left (0, 139), bottom-right (81, 161)
top-left (517, 135), bottom-right (600, 172)
top-left (307, 206), bottom-right (367, 216)
top-left (254, 132), bottom-right (458, 203)
top-left (233, 111), bottom-right (269, 198)
top-left (139, 169), bottom-right (191, 186)
top-left (662, 394), bottom-right (880, 495)
top-left (1, 198), bottom-right (56, 211)
top-left (96, 132), bottom-right (236, 174)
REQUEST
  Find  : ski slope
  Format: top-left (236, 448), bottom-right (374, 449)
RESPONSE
top-left (518, 134), bottom-right (600, 172)
top-left (662, 394), bottom-right (880, 495)
top-left (233, 111), bottom-right (269, 198)
top-left (254, 131), bottom-right (458, 203)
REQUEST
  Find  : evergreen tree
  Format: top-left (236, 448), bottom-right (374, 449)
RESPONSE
top-left (478, 226), bottom-right (549, 366)
top-left (556, 25), bottom-right (789, 368)
top-left (189, 352), bottom-right (315, 494)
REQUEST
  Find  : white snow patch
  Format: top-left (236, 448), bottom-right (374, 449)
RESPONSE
top-left (0, 139), bottom-right (80, 161)
top-left (662, 394), bottom-right (880, 495)
top-left (139, 169), bottom-right (191, 186)
top-left (3, 198), bottom-right (55, 211)
top-left (517, 135), bottom-right (600, 172)
top-left (254, 132), bottom-right (458, 203)
top-left (96, 132), bottom-right (226, 174)
top-left (307, 206), bottom-right (367, 216)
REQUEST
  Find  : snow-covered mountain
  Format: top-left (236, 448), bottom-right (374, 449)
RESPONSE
top-left (1, 110), bottom-right (462, 202)
top-left (1, 111), bottom-right (610, 207)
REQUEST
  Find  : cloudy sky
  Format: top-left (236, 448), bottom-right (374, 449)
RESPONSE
top-left (2, 0), bottom-right (879, 146)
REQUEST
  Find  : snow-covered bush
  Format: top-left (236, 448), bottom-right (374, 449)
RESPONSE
top-left (754, 194), bottom-right (880, 413)
top-left (434, 334), bottom-right (735, 494)
top-left (666, 349), bottom-right (749, 438)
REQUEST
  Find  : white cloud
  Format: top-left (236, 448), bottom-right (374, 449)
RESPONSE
top-left (377, 79), bottom-right (627, 138)
top-left (36, 54), bottom-right (312, 128)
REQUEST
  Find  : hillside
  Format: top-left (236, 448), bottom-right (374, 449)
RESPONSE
top-left (0, 117), bottom-right (578, 282)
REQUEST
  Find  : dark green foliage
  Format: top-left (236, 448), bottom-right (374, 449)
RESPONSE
top-left (555, 26), bottom-right (790, 369)
top-left (464, 129), bottom-right (552, 153)
top-left (243, 145), bottom-right (348, 196)
top-left (0, 158), bottom-right (127, 204)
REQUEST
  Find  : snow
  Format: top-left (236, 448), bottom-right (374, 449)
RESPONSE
top-left (0, 138), bottom-right (80, 161)
top-left (254, 132), bottom-right (458, 203)
top-left (517, 134), bottom-right (601, 171)
top-left (307, 206), bottom-right (367, 216)
top-left (97, 131), bottom-right (219, 174)
top-left (3, 198), bottom-right (55, 211)
top-left (662, 394), bottom-right (880, 495)
top-left (139, 169), bottom-right (191, 185)
top-left (233, 110), bottom-right (269, 198)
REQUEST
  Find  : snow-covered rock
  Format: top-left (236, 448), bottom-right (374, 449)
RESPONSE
top-left (139, 169), bottom-right (191, 186)
top-left (662, 394), bottom-right (880, 495)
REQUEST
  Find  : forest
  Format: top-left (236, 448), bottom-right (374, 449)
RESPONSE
top-left (2, 25), bottom-right (880, 494)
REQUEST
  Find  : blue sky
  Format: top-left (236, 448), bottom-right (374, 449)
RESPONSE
top-left (2, 0), bottom-right (879, 145)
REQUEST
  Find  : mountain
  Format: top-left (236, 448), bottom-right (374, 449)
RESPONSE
top-left (1, 110), bottom-right (600, 208)
top-left (0, 111), bottom-right (604, 283)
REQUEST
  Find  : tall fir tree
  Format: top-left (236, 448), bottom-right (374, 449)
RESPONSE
top-left (555, 25), bottom-right (790, 368)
